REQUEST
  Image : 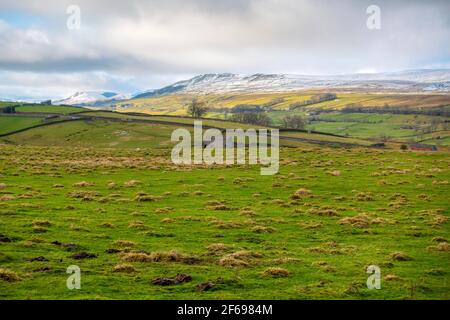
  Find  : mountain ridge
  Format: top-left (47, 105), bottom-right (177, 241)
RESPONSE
top-left (57, 69), bottom-right (450, 105)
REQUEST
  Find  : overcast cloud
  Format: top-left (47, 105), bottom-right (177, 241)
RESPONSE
top-left (0, 0), bottom-right (449, 100)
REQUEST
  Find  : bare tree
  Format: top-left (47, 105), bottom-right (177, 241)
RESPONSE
top-left (281, 115), bottom-right (305, 129)
top-left (230, 112), bottom-right (272, 126)
top-left (187, 97), bottom-right (208, 118)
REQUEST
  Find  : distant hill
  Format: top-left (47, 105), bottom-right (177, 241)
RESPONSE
top-left (55, 69), bottom-right (450, 106)
top-left (133, 69), bottom-right (450, 99)
top-left (54, 91), bottom-right (130, 106)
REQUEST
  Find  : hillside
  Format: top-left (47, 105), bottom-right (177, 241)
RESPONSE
top-left (134, 70), bottom-right (450, 99)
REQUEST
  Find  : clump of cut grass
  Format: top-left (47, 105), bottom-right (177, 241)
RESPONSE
top-left (432, 237), bottom-right (448, 243)
top-left (107, 182), bottom-right (117, 189)
top-left (355, 192), bottom-right (374, 201)
top-left (230, 250), bottom-right (262, 259)
top-left (121, 252), bottom-right (153, 262)
top-left (299, 221), bottom-right (323, 229)
top-left (113, 240), bottom-right (136, 247)
top-left (218, 256), bottom-right (248, 267)
top-left (128, 221), bottom-right (147, 229)
top-left (0, 195), bottom-right (15, 201)
top-left (208, 203), bottom-right (231, 211)
top-left (240, 207), bottom-right (256, 216)
top-left (124, 180), bottom-right (141, 187)
top-left (99, 222), bottom-right (114, 228)
top-left (0, 268), bottom-right (20, 282)
top-left (430, 215), bottom-right (448, 226)
top-left (134, 192), bottom-right (160, 202)
top-left (417, 194), bottom-right (431, 201)
top-left (207, 243), bottom-right (229, 253)
top-left (328, 170), bottom-right (341, 176)
top-left (218, 250), bottom-right (262, 267)
top-left (337, 214), bottom-right (370, 228)
top-left (32, 226), bottom-right (47, 233)
top-left (73, 181), bottom-right (95, 187)
top-left (427, 242), bottom-right (450, 252)
top-left (290, 188), bottom-right (312, 200)
top-left (155, 207), bottom-right (173, 214)
top-left (113, 264), bottom-right (136, 273)
top-left (251, 225), bottom-right (275, 233)
top-left (390, 252), bottom-right (412, 261)
top-left (32, 220), bottom-right (52, 227)
top-left (384, 274), bottom-right (401, 281)
top-left (262, 267), bottom-right (290, 277)
top-left (308, 207), bottom-right (339, 217)
top-left (0, 183), bottom-right (7, 189)
top-left (66, 190), bottom-right (99, 201)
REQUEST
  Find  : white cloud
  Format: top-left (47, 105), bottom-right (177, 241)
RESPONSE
top-left (0, 0), bottom-right (449, 99)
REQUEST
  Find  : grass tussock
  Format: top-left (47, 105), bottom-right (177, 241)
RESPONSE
top-left (218, 250), bottom-right (262, 267)
top-left (384, 274), bottom-right (401, 281)
top-left (299, 221), bottom-right (323, 229)
top-left (338, 214), bottom-right (370, 228)
top-left (73, 181), bottom-right (95, 187)
top-left (32, 220), bottom-right (52, 227)
top-left (262, 267), bottom-right (290, 277)
top-left (134, 192), bottom-right (160, 202)
top-left (121, 250), bottom-right (184, 263)
top-left (113, 240), bottom-right (136, 247)
top-left (113, 264), bottom-right (136, 273)
top-left (308, 207), bottom-right (339, 217)
top-left (355, 192), bottom-right (374, 201)
top-left (390, 252), bottom-right (412, 261)
top-left (124, 180), bottom-right (142, 187)
top-left (128, 221), bottom-right (147, 230)
top-left (239, 207), bottom-right (256, 216)
top-left (207, 243), bottom-right (230, 253)
top-left (427, 242), bottom-right (450, 252)
top-left (0, 268), bottom-right (20, 282)
top-left (290, 188), bottom-right (312, 200)
top-left (66, 190), bottom-right (99, 200)
top-left (251, 225), bottom-right (276, 233)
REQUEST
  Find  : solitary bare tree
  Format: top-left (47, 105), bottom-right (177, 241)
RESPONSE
top-left (187, 97), bottom-right (208, 118)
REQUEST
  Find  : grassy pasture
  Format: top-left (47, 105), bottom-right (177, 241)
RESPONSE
top-left (0, 117), bottom-right (46, 135)
top-left (0, 142), bottom-right (449, 299)
top-left (14, 105), bottom-right (86, 115)
top-left (0, 120), bottom-right (182, 149)
top-left (116, 92), bottom-right (450, 115)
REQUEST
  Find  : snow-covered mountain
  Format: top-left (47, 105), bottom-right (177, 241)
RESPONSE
top-left (55, 91), bottom-right (130, 106)
top-left (134, 69), bottom-right (450, 98)
top-left (55, 69), bottom-right (450, 106)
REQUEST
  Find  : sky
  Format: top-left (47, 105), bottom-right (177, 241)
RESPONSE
top-left (0, 0), bottom-right (449, 100)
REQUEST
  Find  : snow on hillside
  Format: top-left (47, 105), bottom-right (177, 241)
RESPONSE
top-left (55, 69), bottom-right (450, 105)
top-left (134, 69), bottom-right (450, 98)
top-left (55, 91), bottom-right (130, 106)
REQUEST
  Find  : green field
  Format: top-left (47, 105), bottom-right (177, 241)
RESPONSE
top-left (0, 116), bottom-right (46, 135)
top-left (306, 113), bottom-right (450, 145)
top-left (108, 92), bottom-right (450, 144)
top-left (115, 92), bottom-right (450, 114)
top-left (14, 105), bottom-right (86, 115)
top-left (0, 112), bottom-right (449, 300)
top-left (0, 120), bottom-right (182, 149)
